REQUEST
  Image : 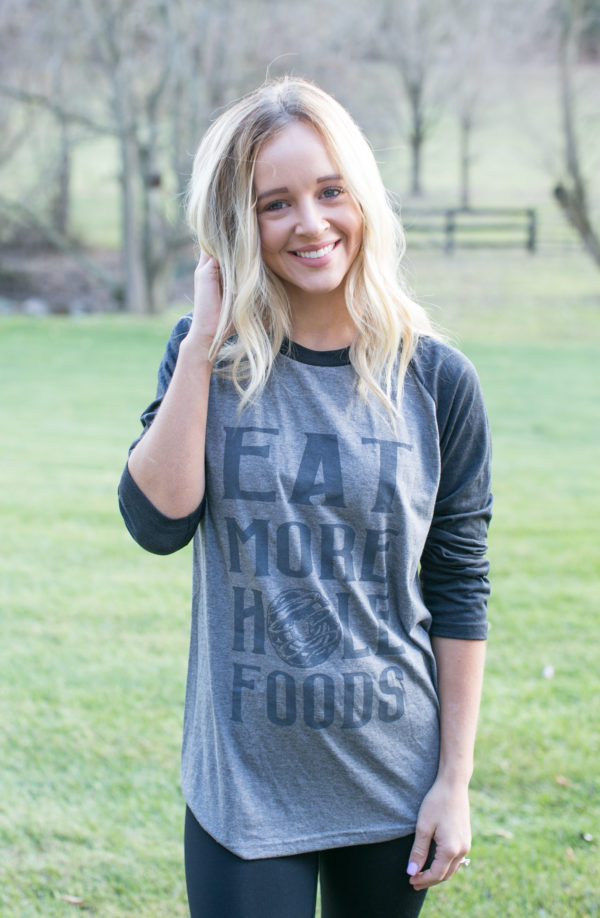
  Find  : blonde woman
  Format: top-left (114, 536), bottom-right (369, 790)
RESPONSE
top-left (119, 77), bottom-right (491, 918)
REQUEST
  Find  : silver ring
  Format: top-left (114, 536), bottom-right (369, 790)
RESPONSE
top-left (459, 857), bottom-right (471, 867)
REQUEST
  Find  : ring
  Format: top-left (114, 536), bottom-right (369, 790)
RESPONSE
top-left (459, 857), bottom-right (471, 867)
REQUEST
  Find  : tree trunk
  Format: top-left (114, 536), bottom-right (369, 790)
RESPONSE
top-left (148, 259), bottom-right (171, 317)
top-left (554, 6), bottom-right (600, 268)
top-left (409, 132), bottom-right (424, 197)
top-left (459, 113), bottom-right (472, 210)
top-left (50, 112), bottom-right (71, 236)
top-left (119, 129), bottom-right (148, 313)
top-left (408, 85), bottom-right (425, 197)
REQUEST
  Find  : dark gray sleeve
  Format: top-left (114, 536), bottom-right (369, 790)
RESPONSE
top-left (130, 313), bottom-right (193, 448)
top-left (413, 339), bottom-right (492, 640)
top-left (118, 313), bottom-right (205, 555)
top-left (118, 463), bottom-right (205, 554)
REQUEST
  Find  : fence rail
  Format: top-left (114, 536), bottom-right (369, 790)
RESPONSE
top-left (401, 207), bottom-right (537, 253)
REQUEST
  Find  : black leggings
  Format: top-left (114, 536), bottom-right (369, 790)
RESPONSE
top-left (184, 807), bottom-right (429, 918)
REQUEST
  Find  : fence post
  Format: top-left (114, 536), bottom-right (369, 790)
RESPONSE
top-left (445, 209), bottom-right (456, 254)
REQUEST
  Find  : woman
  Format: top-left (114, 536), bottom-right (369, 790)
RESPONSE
top-left (119, 77), bottom-right (492, 918)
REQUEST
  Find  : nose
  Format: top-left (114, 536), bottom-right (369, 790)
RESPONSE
top-left (295, 198), bottom-right (329, 237)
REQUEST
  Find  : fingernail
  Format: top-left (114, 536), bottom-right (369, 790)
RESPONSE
top-left (407, 861), bottom-right (419, 876)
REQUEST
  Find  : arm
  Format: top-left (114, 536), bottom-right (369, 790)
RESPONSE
top-left (127, 254), bottom-right (223, 519)
top-left (407, 342), bottom-right (492, 888)
top-left (407, 636), bottom-right (486, 890)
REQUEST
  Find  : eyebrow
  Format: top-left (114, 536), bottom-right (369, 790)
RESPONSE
top-left (256, 174), bottom-right (342, 202)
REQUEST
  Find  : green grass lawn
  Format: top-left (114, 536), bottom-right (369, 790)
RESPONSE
top-left (1, 247), bottom-right (599, 916)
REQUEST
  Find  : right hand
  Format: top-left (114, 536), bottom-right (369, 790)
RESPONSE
top-left (188, 251), bottom-right (226, 360)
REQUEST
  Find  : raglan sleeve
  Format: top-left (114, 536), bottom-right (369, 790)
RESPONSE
top-left (118, 314), bottom-right (206, 555)
top-left (418, 344), bottom-right (492, 640)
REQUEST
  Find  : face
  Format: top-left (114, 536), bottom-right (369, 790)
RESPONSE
top-left (254, 120), bottom-right (363, 311)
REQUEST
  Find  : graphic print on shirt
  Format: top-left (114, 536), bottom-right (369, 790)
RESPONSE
top-left (267, 589), bottom-right (342, 667)
top-left (222, 424), bottom-right (414, 730)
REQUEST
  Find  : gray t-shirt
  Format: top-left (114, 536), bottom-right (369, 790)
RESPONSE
top-left (119, 316), bottom-right (492, 859)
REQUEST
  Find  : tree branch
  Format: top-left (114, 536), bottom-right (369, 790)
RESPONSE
top-left (0, 84), bottom-right (112, 134)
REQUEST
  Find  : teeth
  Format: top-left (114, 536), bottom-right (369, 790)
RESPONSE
top-left (294, 243), bottom-right (335, 259)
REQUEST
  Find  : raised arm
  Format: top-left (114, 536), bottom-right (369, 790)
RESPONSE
top-left (127, 254), bottom-right (223, 518)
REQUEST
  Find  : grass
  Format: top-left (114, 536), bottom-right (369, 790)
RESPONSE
top-left (439, 339), bottom-right (600, 917)
top-left (1, 245), bottom-right (599, 916)
top-left (0, 316), bottom-right (191, 916)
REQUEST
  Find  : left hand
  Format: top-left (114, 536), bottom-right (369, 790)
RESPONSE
top-left (406, 776), bottom-right (472, 891)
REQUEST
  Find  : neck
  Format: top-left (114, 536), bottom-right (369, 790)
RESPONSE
top-left (289, 290), bottom-right (356, 351)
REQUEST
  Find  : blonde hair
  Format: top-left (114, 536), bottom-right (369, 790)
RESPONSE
top-left (187, 77), bottom-right (433, 418)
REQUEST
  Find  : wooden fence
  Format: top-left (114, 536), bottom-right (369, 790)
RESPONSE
top-left (401, 207), bottom-right (537, 253)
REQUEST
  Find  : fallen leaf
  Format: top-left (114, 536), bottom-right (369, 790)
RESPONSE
top-left (495, 828), bottom-right (514, 839)
top-left (60, 895), bottom-right (85, 907)
top-left (565, 846), bottom-right (575, 861)
top-left (555, 774), bottom-right (570, 787)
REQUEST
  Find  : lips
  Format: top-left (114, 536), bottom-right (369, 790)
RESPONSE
top-left (291, 241), bottom-right (338, 259)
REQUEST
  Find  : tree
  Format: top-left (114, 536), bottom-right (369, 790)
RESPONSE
top-left (74, 0), bottom-right (201, 313)
top-left (0, 0), bottom-right (276, 313)
top-left (443, 0), bottom-right (506, 209)
top-left (0, 0), bottom-right (78, 242)
top-left (377, 0), bottom-right (451, 197)
top-left (552, 0), bottom-right (600, 266)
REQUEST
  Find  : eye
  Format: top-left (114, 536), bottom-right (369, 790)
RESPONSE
top-left (321, 186), bottom-right (344, 200)
top-left (262, 199), bottom-right (287, 212)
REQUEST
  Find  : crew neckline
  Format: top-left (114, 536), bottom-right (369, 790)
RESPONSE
top-left (280, 338), bottom-right (351, 367)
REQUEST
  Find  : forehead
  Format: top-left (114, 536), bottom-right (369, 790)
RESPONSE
top-left (254, 121), bottom-right (337, 188)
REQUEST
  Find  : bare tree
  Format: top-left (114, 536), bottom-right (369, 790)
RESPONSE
top-left (552, 0), bottom-right (600, 266)
top-left (70, 0), bottom-right (188, 313)
top-left (376, 0), bottom-right (451, 197)
top-left (0, 0), bottom-right (277, 312)
top-left (443, 0), bottom-right (504, 209)
top-left (0, 0), bottom-right (77, 242)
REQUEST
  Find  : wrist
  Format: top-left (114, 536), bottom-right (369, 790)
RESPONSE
top-left (435, 760), bottom-right (473, 788)
top-left (179, 333), bottom-right (217, 368)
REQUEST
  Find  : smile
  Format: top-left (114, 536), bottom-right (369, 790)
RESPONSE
top-left (292, 242), bottom-right (337, 259)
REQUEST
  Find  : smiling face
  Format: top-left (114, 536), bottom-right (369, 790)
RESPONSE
top-left (254, 120), bottom-right (363, 317)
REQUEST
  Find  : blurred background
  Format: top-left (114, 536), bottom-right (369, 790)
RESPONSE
top-left (1, 2), bottom-right (599, 917)
top-left (0, 0), bottom-right (598, 314)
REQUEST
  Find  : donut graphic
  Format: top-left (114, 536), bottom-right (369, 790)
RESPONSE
top-left (266, 589), bottom-right (341, 668)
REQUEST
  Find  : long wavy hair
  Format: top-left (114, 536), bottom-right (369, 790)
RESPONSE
top-left (187, 77), bottom-right (434, 419)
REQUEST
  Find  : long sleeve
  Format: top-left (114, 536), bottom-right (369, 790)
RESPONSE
top-left (413, 339), bottom-right (492, 640)
top-left (118, 314), bottom-right (206, 555)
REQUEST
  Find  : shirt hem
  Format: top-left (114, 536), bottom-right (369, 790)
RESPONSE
top-left (184, 800), bottom-right (416, 860)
